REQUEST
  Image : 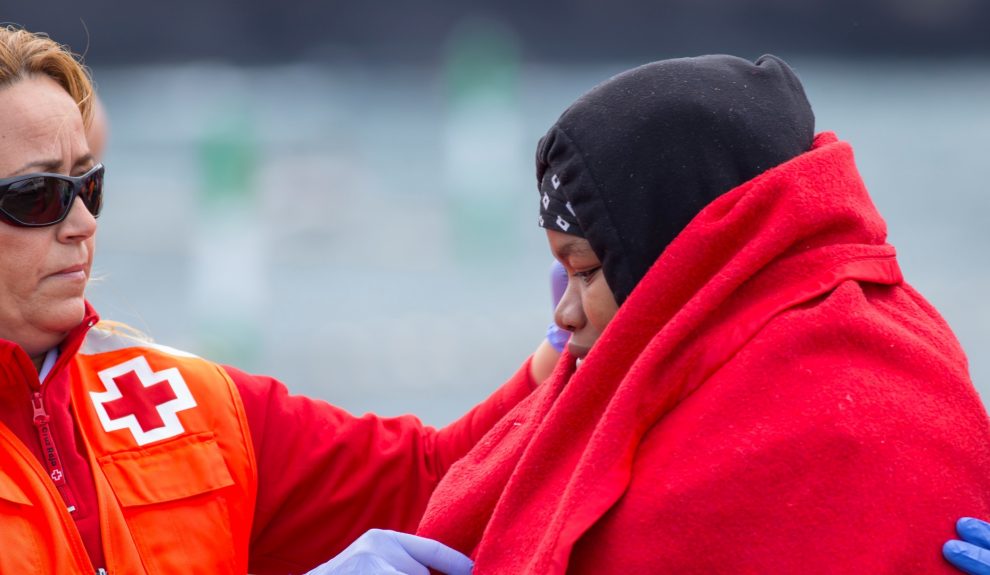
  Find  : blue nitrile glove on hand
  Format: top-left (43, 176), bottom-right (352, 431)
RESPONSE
top-left (546, 260), bottom-right (570, 353)
top-left (945, 517), bottom-right (990, 575)
top-left (305, 529), bottom-right (472, 575)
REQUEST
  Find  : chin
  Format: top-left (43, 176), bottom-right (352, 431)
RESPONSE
top-left (40, 297), bottom-right (88, 334)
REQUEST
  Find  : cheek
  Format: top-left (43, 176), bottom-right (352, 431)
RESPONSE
top-left (0, 228), bottom-right (48, 296)
top-left (583, 282), bottom-right (619, 332)
top-left (85, 235), bottom-right (96, 264)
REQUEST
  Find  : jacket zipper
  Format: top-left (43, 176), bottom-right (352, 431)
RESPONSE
top-left (31, 390), bottom-right (78, 513)
top-left (28, 367), bottom-right (105, 573)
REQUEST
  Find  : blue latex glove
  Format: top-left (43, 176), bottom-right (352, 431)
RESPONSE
top-left (546, 260), bottom-right (570, 353)
top-left (306, 529), bottom-right (473, 575)
top-left (945, 517), bottom-right (990, 575)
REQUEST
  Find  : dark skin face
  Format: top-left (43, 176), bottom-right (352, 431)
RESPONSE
top-left (546, 229), bottom-right (619, 360)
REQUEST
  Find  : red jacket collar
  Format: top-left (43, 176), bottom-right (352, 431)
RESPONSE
top-left (61, 300), bottom-right (100, 358)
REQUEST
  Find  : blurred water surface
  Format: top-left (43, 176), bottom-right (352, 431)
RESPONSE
top-left (86, 59), bottom-right (990, 425)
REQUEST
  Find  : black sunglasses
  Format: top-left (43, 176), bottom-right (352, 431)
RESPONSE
top-left (0, 163), bottom-right (104, 227)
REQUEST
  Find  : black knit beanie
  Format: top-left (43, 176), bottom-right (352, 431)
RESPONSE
top-left (536, 54), bottom-right (815, 305)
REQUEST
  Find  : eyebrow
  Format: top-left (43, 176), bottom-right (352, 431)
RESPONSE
top-left (557, 239), bottom-right (595, 260)
top-left (10, 154), bottom-right (95, 176)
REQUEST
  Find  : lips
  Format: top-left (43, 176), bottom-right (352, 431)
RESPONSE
top-left (47, 263), bottom-right (87, 279)
top-left (567, 342), bottom-right (591, 359)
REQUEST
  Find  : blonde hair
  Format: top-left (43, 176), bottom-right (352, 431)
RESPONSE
top-left (94, 320), bottom-right (153, 343)
top-left (0, 25), bottom-right (94, 126)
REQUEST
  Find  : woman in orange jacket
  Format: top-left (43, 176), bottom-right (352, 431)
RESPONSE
top-left (0, 24), bottom-right (555, 574)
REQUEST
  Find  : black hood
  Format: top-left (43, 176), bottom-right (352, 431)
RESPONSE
top-left (536, 54), bottom-right (815, 305)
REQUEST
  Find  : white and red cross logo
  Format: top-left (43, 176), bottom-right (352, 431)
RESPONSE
top-left (90, 356), bottom-right (197, 446)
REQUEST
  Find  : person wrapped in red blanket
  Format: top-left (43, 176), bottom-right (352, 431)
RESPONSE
top-left (415, 54), bottom-right (990, 573)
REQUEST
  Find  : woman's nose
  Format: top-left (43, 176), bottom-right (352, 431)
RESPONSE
top-left (554, 280), bottom-right (586, 333)
top-left (57, 196), bottom-right (98, 242)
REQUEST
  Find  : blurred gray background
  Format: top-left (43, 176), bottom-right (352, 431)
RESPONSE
top-left (3, 1), bottom-right (988, 425)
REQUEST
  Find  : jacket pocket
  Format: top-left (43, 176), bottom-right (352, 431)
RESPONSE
top-left (0, 467), bottom-right (47, 573)
top-left (98, 431), bottom-right (239, 574)
top-left (0, 467), bottom-right (32, 506)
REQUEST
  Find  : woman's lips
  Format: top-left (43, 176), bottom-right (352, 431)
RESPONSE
top-left (567, 342), bottom-right (591, 359)
top-left (48, 264), bottom-right (87, 281)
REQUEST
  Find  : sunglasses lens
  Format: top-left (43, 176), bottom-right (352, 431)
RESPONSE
top-left (80, 169), bottom-right (104, 218)
top-left (0, 176), bottom-right (70, 225)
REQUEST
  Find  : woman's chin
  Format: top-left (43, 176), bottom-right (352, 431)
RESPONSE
top-left (34, 298), bottom-right (87, 335)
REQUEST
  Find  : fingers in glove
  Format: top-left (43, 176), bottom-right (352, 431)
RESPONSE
top-left (391, 531), bottom-right (473, 575)
top-left (944, 539), bottom-right (990, 575)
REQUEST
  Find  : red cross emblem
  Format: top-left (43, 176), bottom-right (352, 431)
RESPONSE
top-left (91, 356), bottom-right (197, 446)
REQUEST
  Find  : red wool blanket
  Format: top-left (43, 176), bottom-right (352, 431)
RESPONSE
top-left (418, 133), bottom-right (990, 573)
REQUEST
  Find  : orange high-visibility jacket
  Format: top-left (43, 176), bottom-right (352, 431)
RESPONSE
top-left (0, 327), bottom-right (257, 574)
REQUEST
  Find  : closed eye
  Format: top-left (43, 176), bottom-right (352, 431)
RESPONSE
top-left (572, 266), bottom-right (602, 285)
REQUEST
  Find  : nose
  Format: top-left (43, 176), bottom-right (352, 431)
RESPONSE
top-left (56, 196), bottom-right (98, 243)
top-left (554, 279), bottom-right (586, 333)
